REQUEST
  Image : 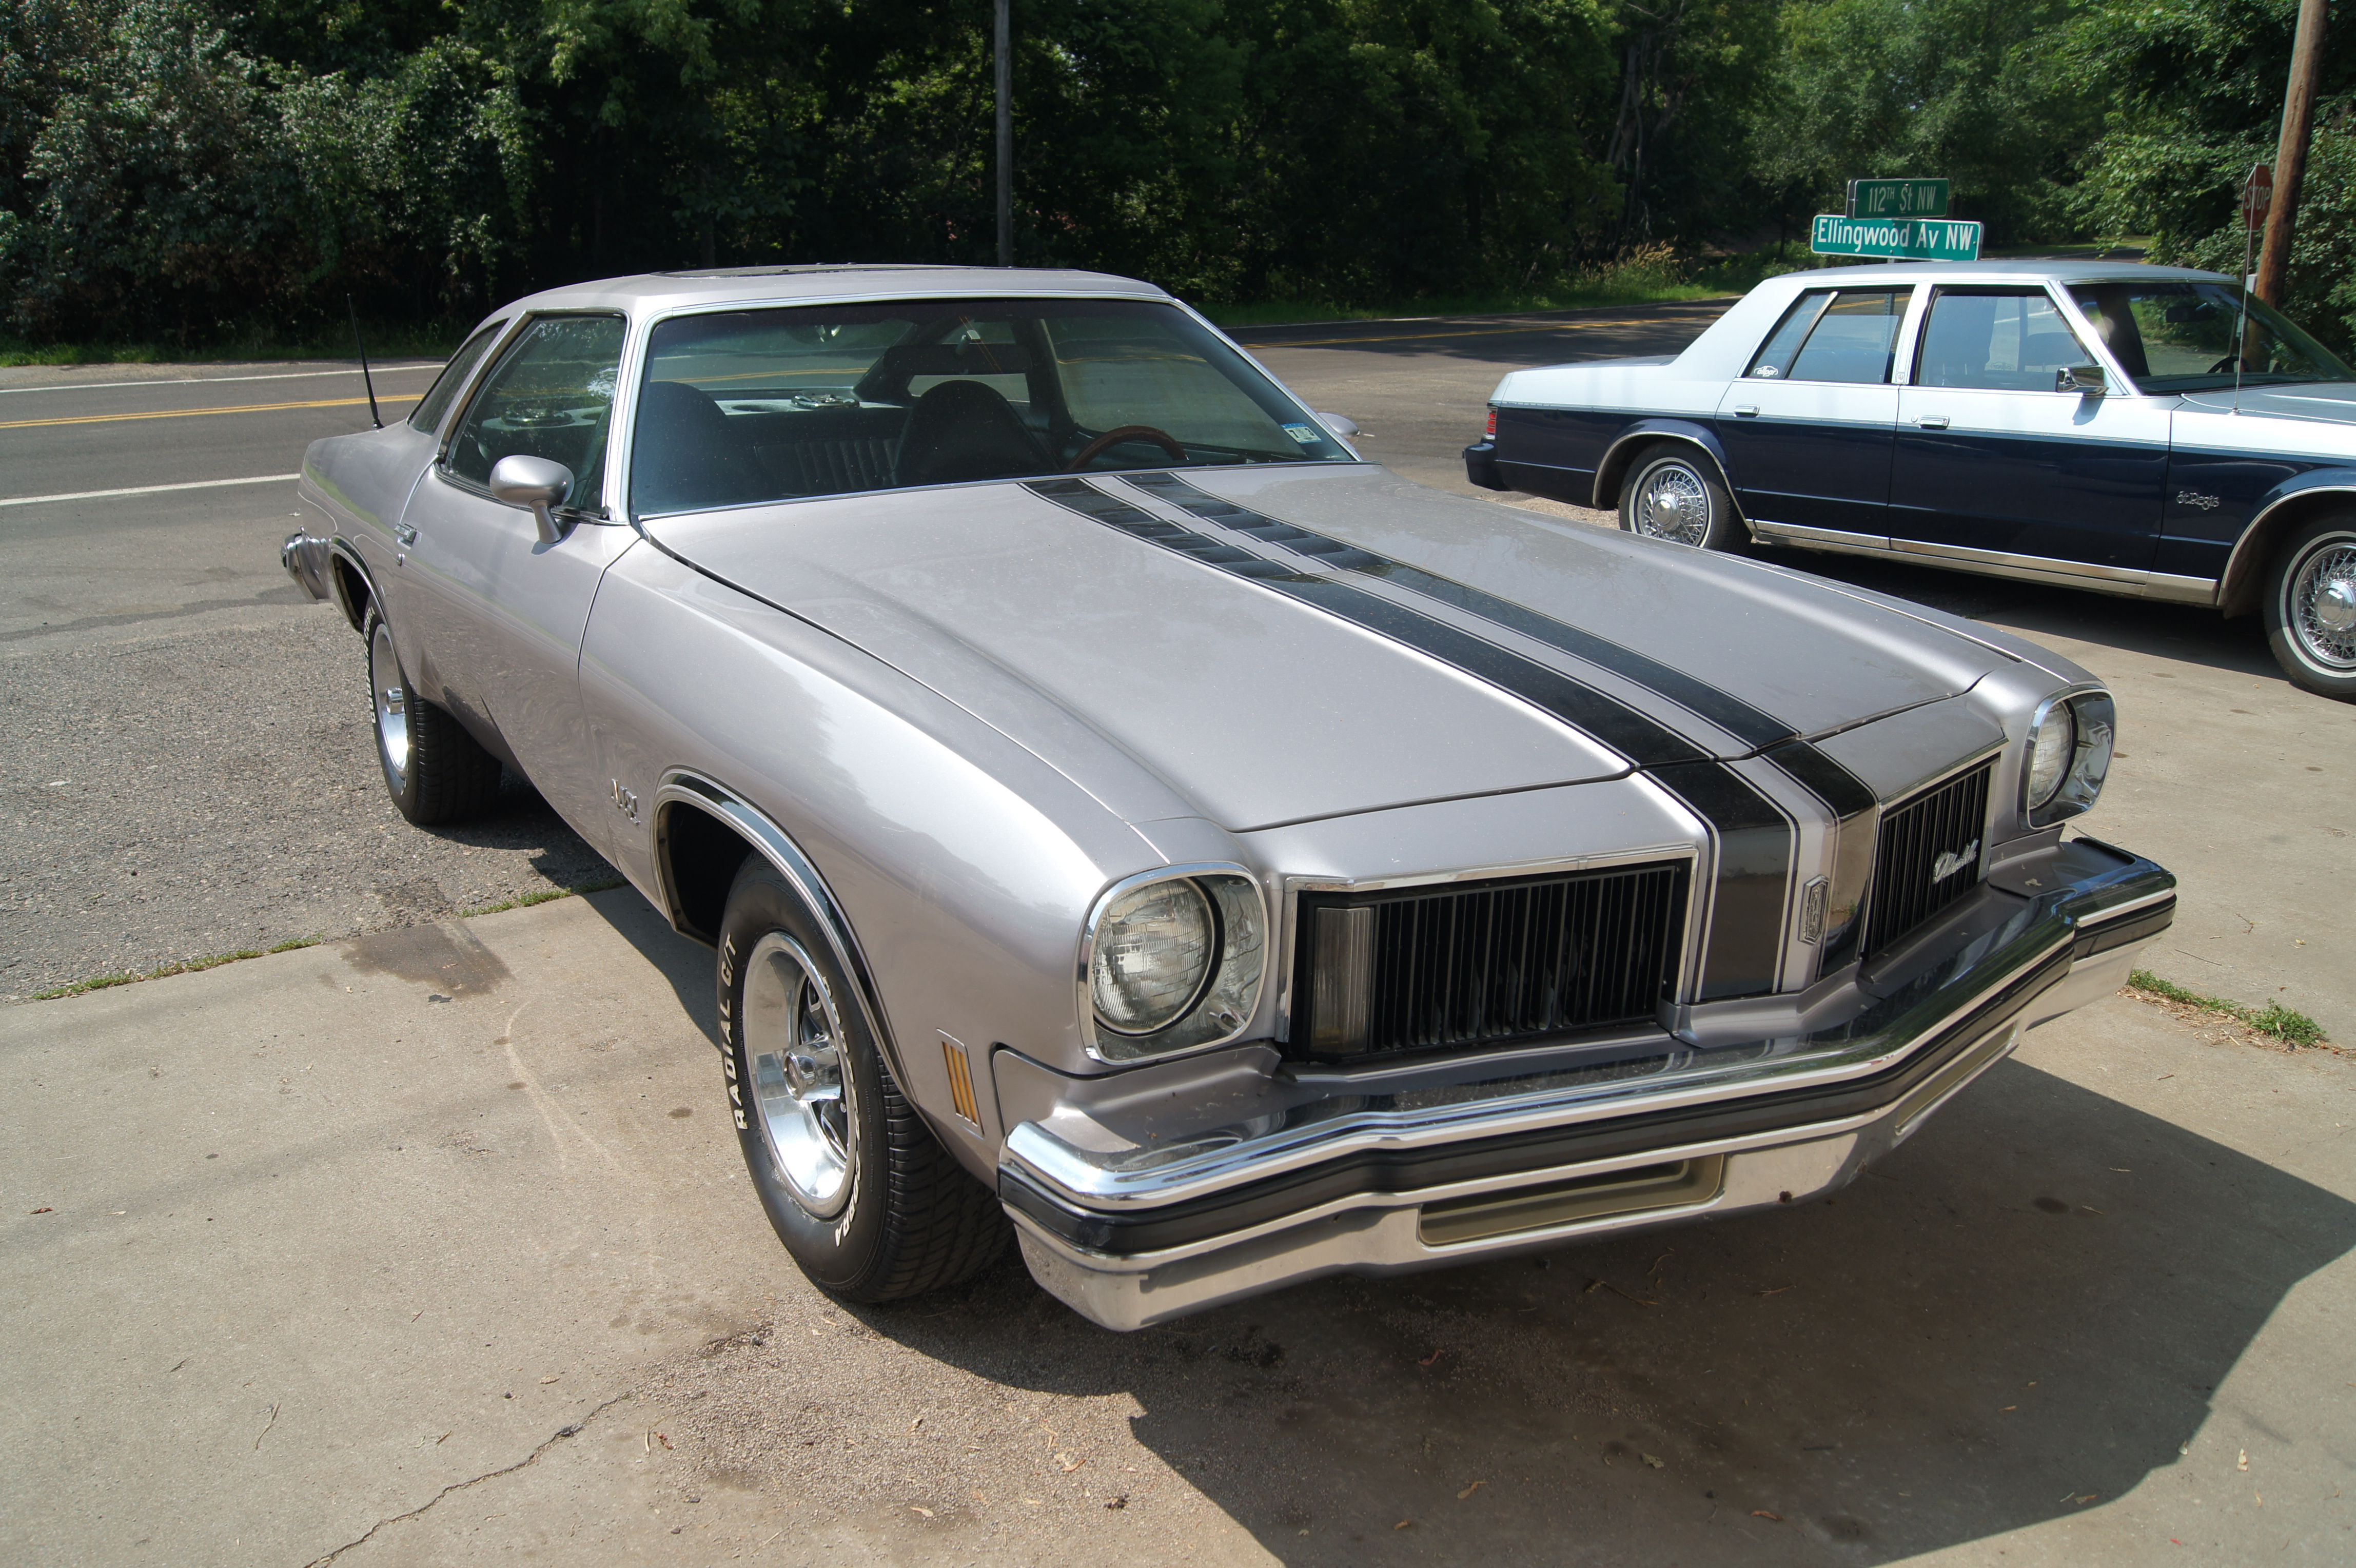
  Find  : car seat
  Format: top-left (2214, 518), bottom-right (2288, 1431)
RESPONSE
top-left (895, 380), bottom-right (1049, 487)
top-left (633, 380), bottom-right (761, 514)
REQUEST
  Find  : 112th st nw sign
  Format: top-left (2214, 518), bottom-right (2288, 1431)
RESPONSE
top-left (1811, 212), bottom-right (1984, 262)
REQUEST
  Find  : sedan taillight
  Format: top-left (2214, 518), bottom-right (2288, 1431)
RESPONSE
top-left (1484, 406), bottom-right (1497, 438)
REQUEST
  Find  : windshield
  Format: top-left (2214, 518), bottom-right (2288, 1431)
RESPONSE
top-left (2067, 280), bottom-right (2355, 395)
top-left (630, 298), bottom-right (1351, 516)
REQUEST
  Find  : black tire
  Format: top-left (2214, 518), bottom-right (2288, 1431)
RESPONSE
top-left (1618, 444), bottom-right (1744, 552)
top-left (717, 855), bottom-right (1008, 1302)
top-left (364, 607), bottom-right (504, 825)
top-left (2262, 514), bottom-right (2356, 701)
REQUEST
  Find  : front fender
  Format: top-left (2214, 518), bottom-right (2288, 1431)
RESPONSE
top-left (2219, 465), bottom-right (2356, 614)
top-left (579, 544), bottom-right (1191, 1167)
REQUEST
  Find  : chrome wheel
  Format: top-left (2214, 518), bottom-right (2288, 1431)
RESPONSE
top-left (1632, 459), bottom-right (1712, 546)
top-left (2288, 539), bottom-right (2356, 671)
top-left (369, 618), bottom-right (411, 792)
top-left (742, 932), bottom-right (856, 1217)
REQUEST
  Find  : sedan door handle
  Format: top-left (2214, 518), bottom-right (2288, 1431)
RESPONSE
top-left (1913, 416), bottom-right (1950, 430)
top-left (1733, 405), bottom-right (1760, 417)
top-left (393, 522), bottom-right (418, 546)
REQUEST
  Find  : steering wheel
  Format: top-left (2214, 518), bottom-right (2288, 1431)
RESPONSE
top-left (2208, 355), bottom-right (2248, 374)
top-left (1065, 425), bottom-right (1187, 471)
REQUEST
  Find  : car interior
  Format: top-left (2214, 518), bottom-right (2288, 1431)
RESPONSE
top-left (627, 302), bottom-right (1343, 517)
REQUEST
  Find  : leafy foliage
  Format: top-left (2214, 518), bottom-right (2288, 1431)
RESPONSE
top-left (4, 0), bottom-right (2354, 346)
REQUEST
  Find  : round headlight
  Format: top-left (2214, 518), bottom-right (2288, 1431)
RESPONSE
top-left (1089, 879), bottom-right (1216, 1035)
top-left (2026, 700), bottom-right (2076, 809)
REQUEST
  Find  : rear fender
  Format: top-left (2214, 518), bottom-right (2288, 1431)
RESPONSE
top-left (1593, 420), bottom-right (1746, 530)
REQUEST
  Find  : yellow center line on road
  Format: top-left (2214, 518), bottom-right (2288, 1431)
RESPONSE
top-left (1249, 314), bottom-right (1706, 349)
top-left (0, 394), bottom-right (415, 432)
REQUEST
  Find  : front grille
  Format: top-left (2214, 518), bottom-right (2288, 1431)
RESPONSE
top-left (1288, 861), bottom-right (1690, 1062)
top-left (1861, 760), bottom-right (1993, 958)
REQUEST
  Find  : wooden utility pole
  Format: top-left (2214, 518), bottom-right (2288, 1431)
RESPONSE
top-left (2256, 0), bottom-right (2329, 305)
top-left (995, 0), bottom-right (1013, 267)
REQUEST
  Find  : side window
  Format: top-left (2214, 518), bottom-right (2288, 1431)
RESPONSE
top-left (1748, 288), bottom-right (1907, 383)
top-left (1786, 289), bottom-right (1907, 382)
top-left (406, 321), bottom-right (506, 434)
top-left (1915, 289), bottom-right (2096, 391)
top-left (444, 315), bottom-right (627, 510)
top-left (1747, 290), bottom-right (1833, 379)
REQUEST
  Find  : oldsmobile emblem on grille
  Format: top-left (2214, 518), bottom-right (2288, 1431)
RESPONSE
top-left (1931, 840), bottom-right (1980, 882)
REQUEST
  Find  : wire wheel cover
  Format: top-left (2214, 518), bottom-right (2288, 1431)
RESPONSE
top-left (2290, 540), bottom-right (2356, 670)
top-left (1635, 461), bottom-right (1711, 545)
top-left (744, 932), bottom-right (857, 1216)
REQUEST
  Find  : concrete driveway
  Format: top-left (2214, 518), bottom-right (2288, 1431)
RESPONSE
top-left (6, 889), bottom-right (2353, 1565)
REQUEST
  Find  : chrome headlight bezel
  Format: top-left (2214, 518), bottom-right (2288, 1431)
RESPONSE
top-left (1077, 864), bottom-right (1267, 1064)
top-left (2023, 688), bottom-right (2115, 828)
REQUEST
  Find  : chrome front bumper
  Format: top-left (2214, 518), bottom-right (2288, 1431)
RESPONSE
top-left (998, 836), bottom-right (2173, 1330)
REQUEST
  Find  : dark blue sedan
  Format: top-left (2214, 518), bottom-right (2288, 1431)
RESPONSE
top-left (1463, 261), bottom-right (2356, 700)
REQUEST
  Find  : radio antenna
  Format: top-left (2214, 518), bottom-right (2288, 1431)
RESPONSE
top-left (348, 295), bottom-right (382, 428)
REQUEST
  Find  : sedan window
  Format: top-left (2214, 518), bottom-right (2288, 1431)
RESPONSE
top-left (2067, 280), bottom-right (2354, 394)
top-left (1746, 288), bottom-right (1908, 383)
top-left (629, 298), bottom-right (1350, 517)
top-left (444, 315), bottom-right (627, 511)
top-left (1915, 289), bottom-right (2095, 392)
top-left (406, 320), bottom-right (506, 435)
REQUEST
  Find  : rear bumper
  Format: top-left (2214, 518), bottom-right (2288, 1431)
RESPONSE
top-left (281, 528), bottom-right (330, 601)
top-left (1462, 440), bottom-right (1506, 491)
top-left (1002, 837), bottom-right (2173, 1330)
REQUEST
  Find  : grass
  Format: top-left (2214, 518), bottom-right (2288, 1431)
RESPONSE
top-left (0, 322), bottom-right (469, 369)
top-left (31, 937), bottom-right (324, 1001)
top-left (24, 877), bottom-right (633, 1002)
top-left (6, 245), bottom-right (1818, 360)
top-left (2127, 969), bottom-right (2329, 1049)
top-left (1198, 243), bottom-right (1816, 329)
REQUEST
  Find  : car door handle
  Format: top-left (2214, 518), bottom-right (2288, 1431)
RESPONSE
top-left (394, 522), bottom-right (418, 546)
top-left (1733, 405), bottom-right (1760, 418)
top-left (1913, 416), bottom-right (1950, 429)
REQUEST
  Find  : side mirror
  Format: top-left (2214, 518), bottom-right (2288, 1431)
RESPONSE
top-left (488, 454), bottom-right (575, 543)
top-left (2056, 363), bottom-right (2106, 396)
top-left (1316, 411), bottom-right (1361, 440)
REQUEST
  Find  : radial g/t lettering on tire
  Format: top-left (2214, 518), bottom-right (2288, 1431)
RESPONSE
top-left (716, 853), bottom-right (1008, 1301)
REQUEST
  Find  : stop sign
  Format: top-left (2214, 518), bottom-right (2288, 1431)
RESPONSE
top-left (2245, 164), bottom-right (2274, 225)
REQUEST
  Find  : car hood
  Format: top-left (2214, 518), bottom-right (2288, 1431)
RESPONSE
top-left (2178, 381), bottom-right (2356, 426)
top-left (640, 465), bottom-right (2016, 831)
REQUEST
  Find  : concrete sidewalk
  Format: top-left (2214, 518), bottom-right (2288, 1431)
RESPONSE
top-left (5, 889), bottom-right (2353, 1565)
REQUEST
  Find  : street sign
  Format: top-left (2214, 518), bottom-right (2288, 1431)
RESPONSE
top-left (1847, 178), bottom-right (1950, 219)
top-left (2244, 163), bottom-right (2273, 227)
top-left (1811, 213), bottom-right (1983, 261)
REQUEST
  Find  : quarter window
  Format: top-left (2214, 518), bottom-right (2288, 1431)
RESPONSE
top-left (1746, 288), bottom-right (1909, 384)
top-left (444, 315), bottom-right (627, 511)
top-left (406, 320), bottom-right (506, 435)
top-left (1914, 289), bottom-right (2096, 392)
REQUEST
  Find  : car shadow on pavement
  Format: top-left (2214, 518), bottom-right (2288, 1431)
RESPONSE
top-left (853, 1056), bottom-right (2355, 1564)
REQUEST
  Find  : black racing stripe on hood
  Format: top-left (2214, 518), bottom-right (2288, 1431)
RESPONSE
top-left (1123, 471), bottom-right (1878, 824)
top-left (1023, 476), bottom-right (1794, 1002)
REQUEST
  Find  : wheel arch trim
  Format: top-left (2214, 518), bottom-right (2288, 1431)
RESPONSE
top-left (2220, 471), bottom-right (2356, 617)
top-left (652, 770), bottom-right (908, 1084)
top-left (326, 538), bottom-right (380, 633)
top-left (1593, 420), bottom-right (1750, 531)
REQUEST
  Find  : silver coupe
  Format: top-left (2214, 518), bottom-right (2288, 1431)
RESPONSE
top-left (284, 266), bottom-right (2175, 1329)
